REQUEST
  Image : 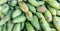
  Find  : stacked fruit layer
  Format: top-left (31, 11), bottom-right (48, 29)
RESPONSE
top-left (0, 0), bottom-right (60, 31)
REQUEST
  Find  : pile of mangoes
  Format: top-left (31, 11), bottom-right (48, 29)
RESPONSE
top-left (0, 0), bottom-right (60, 31)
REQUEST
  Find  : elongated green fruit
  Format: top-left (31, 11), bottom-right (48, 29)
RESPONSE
top-left (25, 11), bottom-right (33, 21)
top-left (28, 0), bottom-right (39, 7)
top-left (0, 13), bottom-right (4, 19)
top-left (0, 0), bottom-right (8, 5)
top-left (7, 21), bottom-right (14, 31)
top-left (12, 9), bottom-right (22, 18)
top-left (37, 13), bottom-right (51, 31)
top-left (31, 15), bottom-right (41, 30)
top-left (37, 6), bottom-right (46, 13)
top-left (53, 16), bottom-right (60, 31)
top-left (12, 15), bottom-right (26, 23)
top-left (13, 23), bottom-right (21, 31)
top-left (56, 10), bottom-right (60, 16)
top-left (3, 24), bottom-right (7, 31)
top-left (38, 1), bottom-right (45, 6)
top-left (26, 22), bottom-right (35, 31)
top-left (0, 9), bottom-right (13, 25)
top-left (0, 25), bottom-right (3, 31)
top-left (47, 5), bottom-right (56, 16)
top-left (5, 10), bottom-right (13, 21)
top-left (2, 4), bottom-right (9, 15)
top-left (35, 12), bottom-right (45, 19)
top-left (44, 10), bottom-right (52, 22)
top-left (0, 6), bottom-right (2, 12)
top-left (5, 9), bottom-right (13, 21)
top-left (40, 17), bottom-right (51, 31)
top-left (11, 0), bottom-right (17, 6)
top-left (18, 2), bottom-right (28, 13)
top-left (20, 22), bottom-right (24, 30)
top-left (5, 14), bottom-right (11, 21)
top-left (27, 4), bottom-right (36, 14)
top-left (0, 17), bottom-right (7, 25)
top-left (45, 0), bottom-right (60, 9)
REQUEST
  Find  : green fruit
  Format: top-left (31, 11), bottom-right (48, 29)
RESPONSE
top-left (31, 15), bottom-right (41, 30)
top-left (36, 12), bottom-right (44, 19)
top-left (18, 2), bottom-right (28, 13)
top-left (27, 4), bottom-right (36, 14)
top-left (25, 11), bottom-right (33, 21)
top-left (7, 21), bottom-right (14, 31)
top-left (0, 17), bottom-right (7, 25)
top-left (12, 16), bottom-right (26, 23)
top-left (20, 22), bottom-right (24, 30)
top-left (3, 24), bottom-right (7, 31)
top-left (13, 23), bottom-right (21, 31)
top-left (0, 0), bottom-right (8, 5)
top-left (2, 4), bottom-right (9, 15)
top-left (39, 13), bottom-right (51, 31)
top-left (56, 10), bottom-right (60, 16)
top-left (47, 5), bottom-right (56, 16)
top-left (28, 0), bottom-right (39, 7)
top-left (12, 9), bottom-right (22, 18)
top-left (44, 10), bottom-right (52, 22)
top-left (53, 16), bottom-right (60, 31)
top-left (11, 0), bottom-right (17, 6)
top-left (37, 6), bottom-right (46, 13)
top-left (26, 22), bottom-right (35, 31)
top-left (47, 0), bottom-right (60, 9)
top-left (38, 1), bottom-right (45, 6)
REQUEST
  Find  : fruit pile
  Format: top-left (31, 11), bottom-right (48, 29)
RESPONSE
top-left (0, 0), bottom-right (60, 31)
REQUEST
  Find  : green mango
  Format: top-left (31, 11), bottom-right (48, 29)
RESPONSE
top-left (3, 24), bottom-right (7, 31)
top-left (28, 0), bottom-right (39, 7)
top-left (37, 13), bottom-right (51, 31)
top-left (46, 0), bottom-right (60, 9)
top-left (7, 21), bottom-right (14, 31)
top-left (18, 2), bottom-right (28, 13)
top-left (56, 10), bottom-right (60, 16)
top-left (44, 10), bottom-right (52, 22)
top-left (26, 22), bottom-right (35, 31)
top-left (13, 23), bottom-right (21, 31)
top-left (0, 0), bottom-right (8, 5)
top-left (11, 0), bottom-right (17, 6)
top-left (2, 4), bottom-right (9, 15)
top-left (20, 22), bottom-right (24, 30)
top-left (27, 4), bottom-right (36, 14)
top-left (12, 15), bottom-right (26, 23)
top-left (12, 8), bottom-right (22, 18)
top-left (25, 11), bottom-right (33, 21)
top-left (31, 15), bottom-right (41, 30)
top-left (47, 5), bottom-right (56, 16)
top-left (53, 16), bottom-right (60, 31)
